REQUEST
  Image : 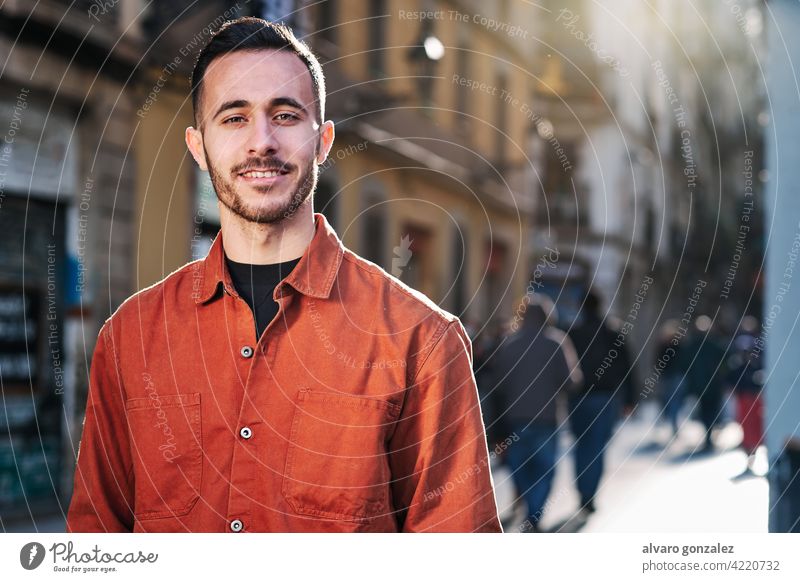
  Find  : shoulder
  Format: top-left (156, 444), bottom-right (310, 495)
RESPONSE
top-left (543, 326), bottom-right (572, 349)
top-left (337, 247), bottom-right (467, 374)
top-left (339, 247), bottom-right (460, 330)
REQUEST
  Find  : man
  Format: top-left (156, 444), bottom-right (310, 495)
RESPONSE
top-left (568, 291), bottom-right (636, 515)
top-left (685, 315), bottom-right (728, 452)
top-left (492, 294), bottom-right (582, 532)
top-left (67, 17), bottom-right (501, 533)
top-left (654, 319), bottom-right (686, 438)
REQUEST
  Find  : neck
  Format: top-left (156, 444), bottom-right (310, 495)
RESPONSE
top-left (219, 203), bottom-right (315, 265)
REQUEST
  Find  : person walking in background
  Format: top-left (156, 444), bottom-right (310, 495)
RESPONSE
top-left (655, 319), bottom-right (687, 437)
top-left (473, 322), bottom-right (508, 450)
top-left (726, 330), bottom-right (766, 477)
top-left (492, 294), bottom-right (582, 532)
top-left (568, 291), bottom-right (636, 516)
top-left (685, 315), bottom-right (728, 452)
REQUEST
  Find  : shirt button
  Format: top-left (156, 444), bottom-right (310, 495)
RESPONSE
top-left (230, 519), bottom-right (244, 532)
top-left (240, 426), bottom-right (252, 439)
top-left (240, 346), bottom-right (254, 358)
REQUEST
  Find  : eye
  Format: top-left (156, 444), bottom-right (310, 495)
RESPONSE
top-left (223, 115), bottom-right (246, 124)
top-left (274, 112), bottom-right (300, 122)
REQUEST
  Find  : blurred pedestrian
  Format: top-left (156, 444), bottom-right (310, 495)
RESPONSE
top-left (472, 322), bottom-right (506, 448)
top-left (685, 315), bottom-right (728, 451)
top-left (655, 319), bottom-right (686, 437)
top-left (568, 290), bottom-right (636, 515)
top-left (492, 293), bottom-right (582, 531)
top-left (726, 329), bottom-right (765, 476)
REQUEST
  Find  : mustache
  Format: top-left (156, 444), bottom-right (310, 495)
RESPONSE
top-left (232, 157), bottom-right (294, 174)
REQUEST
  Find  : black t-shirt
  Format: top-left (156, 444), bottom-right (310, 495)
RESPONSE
top-left (224, 254), bottom-right (301, 341)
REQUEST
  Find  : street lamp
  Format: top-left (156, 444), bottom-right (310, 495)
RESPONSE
top-left (407, 21), bottom-right (445, 108)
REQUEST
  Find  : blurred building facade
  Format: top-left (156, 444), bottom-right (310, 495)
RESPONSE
top-left (0, 0), bottom-right (142, 521)
top-left (525, 0), bottom-right (764, 366)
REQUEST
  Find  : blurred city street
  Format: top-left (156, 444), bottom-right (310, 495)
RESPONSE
top-left (494, 400), bottom-right (768, 533)
top-left (2, 0), bottom-right (799, 540)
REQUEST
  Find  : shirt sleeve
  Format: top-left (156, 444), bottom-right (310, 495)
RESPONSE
top-left (388, 320), bottom-right (503, 532)
top-left (66, 323), bottom-right (134, 532)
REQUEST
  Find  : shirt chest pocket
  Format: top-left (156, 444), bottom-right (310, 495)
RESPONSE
top-left (282, 389), bottom-right (400, 521)
top-left (125, 392), bottom-right (202, 520)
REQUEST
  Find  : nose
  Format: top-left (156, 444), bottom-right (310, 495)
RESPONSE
top-left (246, 114), bottom-right (279, 156)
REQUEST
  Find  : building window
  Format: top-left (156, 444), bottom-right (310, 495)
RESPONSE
top-left (455, 36), bottom-right (470, 132)
top-left (537, 138), bottom-right (580, 226)
top-left (484, 238), bottom-right (508, 321)
top-left (361, 192), bottom-right (387, 268)
top-left (369, 0), bottom-right (387, 77)
top-left (318, 0), bottom-right (336, 44)
top-left (495, 73), bottom-right (508, 168)
top-left (451, 223), bottom-right (468, 317)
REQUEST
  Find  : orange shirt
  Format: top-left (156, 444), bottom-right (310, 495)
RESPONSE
top-left (66, 214), bottom-right (502, 532)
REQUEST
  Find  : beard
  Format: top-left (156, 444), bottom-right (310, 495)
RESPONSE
top-left (205, 149), bottom-right (318, 225)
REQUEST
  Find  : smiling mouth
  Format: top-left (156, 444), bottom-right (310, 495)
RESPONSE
top-left (239, 168), bottom-right (290, 179)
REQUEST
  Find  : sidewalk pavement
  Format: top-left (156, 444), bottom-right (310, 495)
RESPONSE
top-left (493, 401), bottom-right (769, 533)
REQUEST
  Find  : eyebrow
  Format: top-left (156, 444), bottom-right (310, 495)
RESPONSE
top-left (212, 97), bottom-right (308, 121)
top-left (212, 99), bottom-right (249, 120)
top-left (271, 97), bottom-right (307, 113)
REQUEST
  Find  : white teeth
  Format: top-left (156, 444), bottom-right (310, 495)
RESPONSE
top-left (243, 170), bottom-right (280, 178)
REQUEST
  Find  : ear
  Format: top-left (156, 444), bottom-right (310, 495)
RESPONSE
top-left (315, 120), bottom-right (335, 165)
top-left (185, 126), bottom-right (208, 171)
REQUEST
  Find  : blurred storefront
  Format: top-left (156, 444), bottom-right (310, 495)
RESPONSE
top-left (0, 0), bottom-right (140, 523)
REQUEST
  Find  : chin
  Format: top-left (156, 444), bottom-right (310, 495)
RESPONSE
top-left (241, 198), bottom-right (304, 224)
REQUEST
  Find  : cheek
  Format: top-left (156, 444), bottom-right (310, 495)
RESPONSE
top-left (281, 128), bottom-right (319, 160)
top-left (203, 137), bottom-right (234, 170)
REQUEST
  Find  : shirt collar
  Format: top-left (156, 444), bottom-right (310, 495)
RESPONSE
top-left (194, 213), bottom-right (344, 305)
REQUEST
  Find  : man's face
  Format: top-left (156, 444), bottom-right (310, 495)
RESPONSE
top-left (186, 49), bottom-right (332, 224)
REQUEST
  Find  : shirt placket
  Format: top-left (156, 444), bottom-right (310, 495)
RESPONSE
top-left (220, 281), bottom-right (261, 532)
top-left (225, 282), bottom-right (292, 532)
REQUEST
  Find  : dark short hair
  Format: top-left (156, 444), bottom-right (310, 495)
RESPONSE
top-left (582, 290), bottom-right (602, 316)
top-left (190, 17), bottom-right (326, 126)
top-left (523, 293), bottom-right (557, 328)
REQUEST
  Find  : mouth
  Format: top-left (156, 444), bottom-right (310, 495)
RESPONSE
top-left (237, 167), bottom-right (291, 185)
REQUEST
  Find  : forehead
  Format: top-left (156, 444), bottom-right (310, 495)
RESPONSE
top-left (202, 49), bottom-right (314, 112)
